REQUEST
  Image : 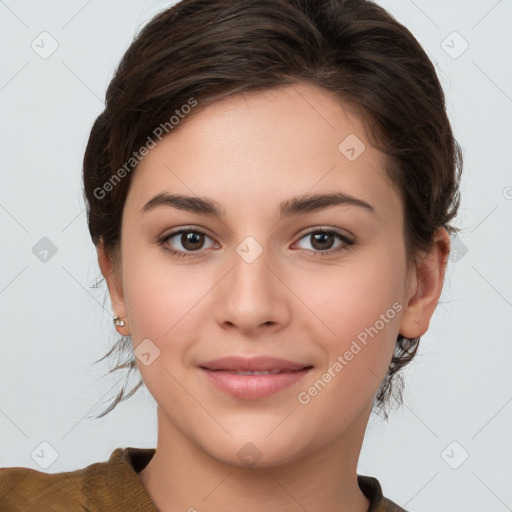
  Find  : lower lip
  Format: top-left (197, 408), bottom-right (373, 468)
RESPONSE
top-left (199, 368), bottom-right (312, 399)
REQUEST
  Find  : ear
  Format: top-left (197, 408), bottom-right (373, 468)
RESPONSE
top-left (97, 239), bottom-right (130, 336)
top-left (399, 227), bottom-right (451, 339)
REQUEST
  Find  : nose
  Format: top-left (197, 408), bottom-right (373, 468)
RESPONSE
top-left (213, 241), bottom-right (291, 335)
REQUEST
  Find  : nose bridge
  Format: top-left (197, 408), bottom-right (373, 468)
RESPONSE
top-left (215, 232), bottom-right (287, 330)
top-left (231, 233), bottom-right (274, 301)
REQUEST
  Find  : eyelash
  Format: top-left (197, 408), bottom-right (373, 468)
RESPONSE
top-left (158, 227), bottom-right (355, 259)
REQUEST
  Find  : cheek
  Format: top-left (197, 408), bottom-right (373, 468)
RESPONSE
top-left (121, 240), bottom-right (206, 339)
top-left (121, 259), bottom-right (204, 403)
top-left (297, 248), bottom-right (403, 337)
top-left (294, 266), bottom-right (403, 429)
top-left (294, 247), bottom-right (404, 388)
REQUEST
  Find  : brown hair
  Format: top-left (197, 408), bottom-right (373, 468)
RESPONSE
top-left (83, 0), bottom-right (462, 419)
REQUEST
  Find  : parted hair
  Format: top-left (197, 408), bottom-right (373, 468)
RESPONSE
top-left (82, 0), bottom-right (463, 419)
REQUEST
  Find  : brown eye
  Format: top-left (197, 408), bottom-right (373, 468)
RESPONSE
top-left (160, 228), bottom-right (216, 257)
top-left (295, 229), bottom-right (355, 257)
top-left (309, 232), bottom-right (336, 251)
top-left (180, 231), bottom-right (206, 251)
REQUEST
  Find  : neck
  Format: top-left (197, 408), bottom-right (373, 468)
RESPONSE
top-left (137, 406), bottom-right (372, 512)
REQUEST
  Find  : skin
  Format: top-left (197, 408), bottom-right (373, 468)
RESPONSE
top-left (97, 82), bottom-right (450, 512)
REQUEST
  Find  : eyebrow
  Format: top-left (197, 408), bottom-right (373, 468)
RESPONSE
top-left (141, 192), bottom-right (376, 218)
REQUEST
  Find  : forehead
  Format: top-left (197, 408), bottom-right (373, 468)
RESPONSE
top-left (125, 83), bottom-right (402, 224)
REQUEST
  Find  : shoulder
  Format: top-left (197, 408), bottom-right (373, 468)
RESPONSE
top-left (358, 474), bottom-right (410, 512)
top-left (382, 496), bottom-right (410, 512)
top-left (0, 463), bottom-right (87, 511)
top-left (0, 446), bottom-right (157, 511)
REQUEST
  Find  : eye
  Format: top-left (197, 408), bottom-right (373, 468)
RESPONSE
top-left (159, 226), bottom-right (355, 259)
top-left (159, 228), bottom-right (217, 258)
top-left (294, 228), bottom-right (355, 257)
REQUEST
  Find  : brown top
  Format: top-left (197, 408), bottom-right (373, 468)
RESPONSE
top-left (0, 447), bottom-right (408, 511)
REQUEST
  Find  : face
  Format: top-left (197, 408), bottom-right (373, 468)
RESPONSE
top-left (100, 83), bottom-right (446, 468)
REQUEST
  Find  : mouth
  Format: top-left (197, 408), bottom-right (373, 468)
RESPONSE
top-left (210, 369), bottom-right (299, 375)
top-left (198, 356), bottom-right (313, 399)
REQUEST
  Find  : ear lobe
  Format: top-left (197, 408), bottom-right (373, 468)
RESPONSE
top-left (398, 228), bottom-right (451, 339)
top-left (97, 240), bottom-right (130, 336)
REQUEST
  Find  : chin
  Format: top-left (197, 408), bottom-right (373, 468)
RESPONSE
top-left (202, 429), bottom-right (315, 470)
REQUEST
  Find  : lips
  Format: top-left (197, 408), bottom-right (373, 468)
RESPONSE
top-left (198, 356), bottom-right (313, 399)
top-left (199, 356), bottom-right (310, 372)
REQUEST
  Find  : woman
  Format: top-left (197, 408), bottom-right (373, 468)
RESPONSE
top-left (0, 0), bottom-right (462, 510)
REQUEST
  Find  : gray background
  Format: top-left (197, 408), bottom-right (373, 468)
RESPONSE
top-left (0, 0), bottom-right (511, 510)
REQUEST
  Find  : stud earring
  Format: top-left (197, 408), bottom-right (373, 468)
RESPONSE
top-left (113, 316), bottom-right (126, 327)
